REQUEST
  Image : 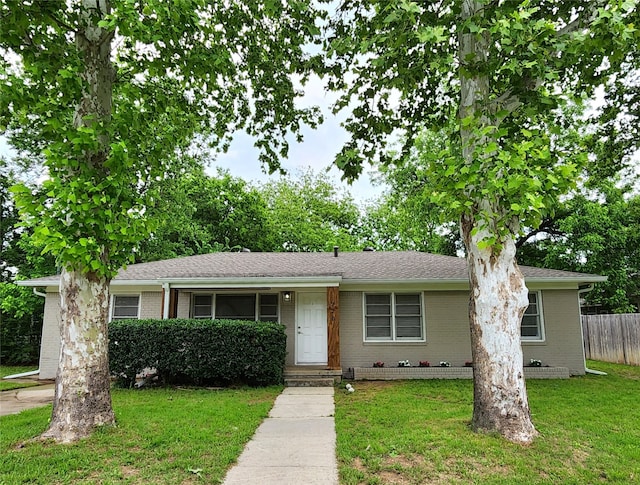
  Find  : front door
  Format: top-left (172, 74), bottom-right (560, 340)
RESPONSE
top-left (296, 292), bottom-right (327, 364)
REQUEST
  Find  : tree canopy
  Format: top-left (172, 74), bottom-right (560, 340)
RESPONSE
top-left (0, 0), bottom-right (326, 442)
top-left (323, 0), bottom-right (639, 443)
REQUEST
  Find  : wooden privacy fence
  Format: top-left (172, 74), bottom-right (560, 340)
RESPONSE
top-left (582, 314), bottom-right (640, 366)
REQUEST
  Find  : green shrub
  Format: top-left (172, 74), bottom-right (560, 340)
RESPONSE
top-left (109, 318), bottom-right (286, 387)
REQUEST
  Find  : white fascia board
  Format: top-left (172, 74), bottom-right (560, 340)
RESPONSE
top-left (16, 279), bottom-right (59, 287)
top-left (341, 279), bottom-right (469, 291)
top-left (159, 276), bottom-right (343, 289)
top-left (342, 275), bottom-right (606, 292)
top-left (112, 280), bottom-right (162, 286)
top-left (525, 276), bottom-right (608, 289)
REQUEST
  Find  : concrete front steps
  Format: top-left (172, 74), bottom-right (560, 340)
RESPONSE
top-left (284, 367), bottom-right (342, 387)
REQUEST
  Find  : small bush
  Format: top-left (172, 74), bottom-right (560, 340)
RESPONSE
top-left (109, 319), bottom-right (286, 387)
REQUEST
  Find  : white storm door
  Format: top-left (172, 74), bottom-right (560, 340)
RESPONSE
top-left (296, 292), bottom-right (327, 364)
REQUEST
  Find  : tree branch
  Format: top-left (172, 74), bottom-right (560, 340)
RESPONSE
top-left (516, 218), bottom-right (565, 248)
top-left (556, 0), bottom-right (609, 37)
top-left (40, 4), bottom-right (78, 35)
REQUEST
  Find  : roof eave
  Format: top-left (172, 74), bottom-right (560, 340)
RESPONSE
top-left (158, 276), bottom-right (343, 289)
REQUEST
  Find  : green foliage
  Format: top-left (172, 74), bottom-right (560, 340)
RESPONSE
top-left (0, 163), bottom-right (55, 364)
top-left (1, 0), bottom-right (324, 278)
top-left (137, 167), bottom-right (275, 260)
top-left (0, 283), bottom-right (42, 365)
top-left (109, 318), bottom-right (287, 387)
top-left (360, 131), bottom-right (461, 253)
top-left (325, 0), bottom-right (639, 248)
top-left (519, 183), bottom-right (640, 313)
top-left (259, 169), bottom-right (361, 251)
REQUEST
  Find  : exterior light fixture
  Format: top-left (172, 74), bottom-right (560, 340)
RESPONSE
top-left (282, 291), bottom-right (292, 303)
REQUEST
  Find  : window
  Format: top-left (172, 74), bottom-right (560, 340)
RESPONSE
top-left (111, 295), bottom-right (139, 320)
top-left (259, 294), bottom-right (279, 322)
top-left (193, 295), bottom-right (213, 319)
top-left (521, 292), bottom-right (544, 340)
top-left (191, 293), bottom-right (279, 322)
top-left (216, 294), bottom-right (256, 320)
top-left (364, 293), bottom-right (423, 341)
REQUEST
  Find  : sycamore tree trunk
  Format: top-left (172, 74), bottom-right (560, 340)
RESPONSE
top-left (461, 216), bottom-right (538, 444)
top-left (459, 0), bottom-right (537, 444)
top-left (42, 0), bottom-right (116, 442)
top-left (42, 269), bottom-right (115, 443)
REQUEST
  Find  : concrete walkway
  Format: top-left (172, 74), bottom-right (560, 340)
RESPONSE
top-left (0, 383), bottom-right (55, 417)
top-left (223, 387), bottom-right (338, 485)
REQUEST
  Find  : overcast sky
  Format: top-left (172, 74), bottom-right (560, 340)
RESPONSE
top-left (209, 72), bottom-right (385, 204)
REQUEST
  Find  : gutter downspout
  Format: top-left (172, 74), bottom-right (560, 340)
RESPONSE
top-left (3, 369), bottom-right (40, 379)
top-left (2, 288), bottom-right (48, 379)
top-left (578, 284), bottom-right (608, 376)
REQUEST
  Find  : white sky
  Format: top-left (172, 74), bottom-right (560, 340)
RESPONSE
top-left (211, 73), bottom-right (384, 204)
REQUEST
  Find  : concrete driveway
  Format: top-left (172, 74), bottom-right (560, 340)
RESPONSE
top-left (0, 382), bottom-right (55, 417)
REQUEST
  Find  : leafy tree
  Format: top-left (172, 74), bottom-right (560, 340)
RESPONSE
top-left (1, 0), bottom-right (323, 442)
top-left (519, 183), bottom-right (640, 313)
top-left (137, 167), bottom-right (275, 261)
top-left (324, 0), bottom-right (638, 443)
top-left (587, 51), bottom-right (640, 185)
top-left (360, 131), bottom-right (460, 254)
top-left (259, 169), bottom-right (361, 252)
top-left (1, 161), bottom-right (56, 364)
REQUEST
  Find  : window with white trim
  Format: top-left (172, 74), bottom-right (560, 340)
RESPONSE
top-left (521, 292), bottom-right (544, 340)
top-left (191, 293), bottom-right (279, 322)
top-left (111, 295), bottom-right (140, 320)
top-left (364, 293), bottom-right (424, 341)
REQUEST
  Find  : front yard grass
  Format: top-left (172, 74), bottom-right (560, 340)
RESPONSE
top-left (335, 360), bottom-right (640, 484)
top-left (0, 365), bottom-right (40, 391)
top-left (0, 386), bottom-right (282, 484)
top-left (2, 362), bottom-right (639, 484)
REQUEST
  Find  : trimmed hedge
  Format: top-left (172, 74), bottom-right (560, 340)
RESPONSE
top-left (109, 318), bottom-right (286, 387)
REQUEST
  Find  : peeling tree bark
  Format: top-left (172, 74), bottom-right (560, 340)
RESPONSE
top-left (42, 269), bottom-right (115, 443)
top-left (41, 0), bottom-right (116, 442)
top-left (462, 216), bottom-right (538, 444)
top-left (459, 0), bottom-right (537, 444)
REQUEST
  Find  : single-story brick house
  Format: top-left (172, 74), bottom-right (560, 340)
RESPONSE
top-left (20, 250), bottom-right (605, 380)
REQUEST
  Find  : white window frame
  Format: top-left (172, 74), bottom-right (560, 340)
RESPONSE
top-left (110, 294), bottom-right (140, 321)
top-left (521, 291), bottom-right (545, 342)
top-left (363, 292), bottom-right (425, 342)
top-left (190, 292), bottom-right (279, 322)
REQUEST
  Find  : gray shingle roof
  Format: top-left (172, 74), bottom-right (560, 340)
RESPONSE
top-left (19, 251), bottom-right (606, 286)
top-left (117, 251), bottom-right (603, 282)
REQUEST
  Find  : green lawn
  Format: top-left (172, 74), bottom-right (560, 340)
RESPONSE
top-left (0, 365), bottom-right (40, 391)
top-left (335, 360), bottom-right (640, 484)
top-left (0, 386), bottom-right (282, 484)
top-left (2, 362), bottom-right (639, 484)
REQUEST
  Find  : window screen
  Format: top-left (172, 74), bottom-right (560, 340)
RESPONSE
top-left (112, 295), bottom-right (139, 320)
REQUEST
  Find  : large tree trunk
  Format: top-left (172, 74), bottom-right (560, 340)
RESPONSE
top-left (41, 269), bottom-right (115, 442)
top-left (462, 216), bottom-right (538, 444)
top-left (41, 0), bottom-right (116, 442)
top-left (458, 0), bottom-right (537, 444)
